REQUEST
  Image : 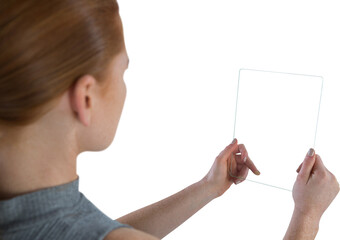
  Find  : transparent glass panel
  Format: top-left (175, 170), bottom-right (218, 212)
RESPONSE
top-left (230, 69), bottom-right (323, 191)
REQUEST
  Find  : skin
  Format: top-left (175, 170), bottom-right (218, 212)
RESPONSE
top-left (0, 15), bottom-right (339, 240)
top-left (284, 149), bottom-right (340, 240)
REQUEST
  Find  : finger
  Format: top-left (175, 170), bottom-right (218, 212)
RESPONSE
top-left (235, 166), bottom-right (249, 184)
top-left (298, 148), bottom-right (316, 183)
top-left (228, 151), bottom-right (238, 178)
top-left (244, 156), bottom-right (260, 175)
top-left (296, 162), bottom-right (303, 173)
top-left (237, 144), bottom-right (260, 175)
top-left (220, 138), bottom-right (238, 155)
top-left (234, 154), bottom-right (246, 172)
top-left (234, 155), bottom-right (243, 167)
top-left (237, 144), bottom-right (249, 164)
top-left (313, 154), bottom-right (327, 175)
top-left (219, 138), bottom-right (239, 162)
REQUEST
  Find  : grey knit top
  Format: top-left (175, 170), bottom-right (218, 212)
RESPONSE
top-left (0, 177), bottom-right (131, 240)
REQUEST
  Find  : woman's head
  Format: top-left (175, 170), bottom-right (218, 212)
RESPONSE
top-left (0, 0), bottom-right (128, 151)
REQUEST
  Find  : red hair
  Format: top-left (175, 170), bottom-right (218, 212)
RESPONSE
top-left (0, 0), bottom-right (124, 127)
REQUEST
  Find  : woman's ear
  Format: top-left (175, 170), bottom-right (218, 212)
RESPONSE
top-left (69, 75), bottom-right (96, 127)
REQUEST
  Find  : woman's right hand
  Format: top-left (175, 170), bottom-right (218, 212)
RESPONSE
top-left (293, 148), bottom-right (339, 220)
top-left (284, 149), bottom-right (339, 240)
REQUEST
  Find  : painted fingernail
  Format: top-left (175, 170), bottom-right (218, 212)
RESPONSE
top-left (232, 138), bottom-right (237, 144)
top-left (256, 170), bottom-right (261, 175)
top-left (243, 156), bottom-right (247, 162)
top-left (308, 148), bottom-right (315, 157)
top-left (235, 180), bottom-right (241, 185)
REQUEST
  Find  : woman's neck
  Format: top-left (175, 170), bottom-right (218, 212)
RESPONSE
top-left (0, 120), bottom-right (79, 200)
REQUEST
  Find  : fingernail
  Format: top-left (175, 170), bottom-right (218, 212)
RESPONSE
top-left (308, 148), bottom-right (315, 157)
top-left (235, 180), bottom-right (241, 185)
top-left (243, 156), bottom-right (247, 163)
top-left (232, 138), bottom-right (237, 144)
top-left (256, 170), bottom-right (261, 175)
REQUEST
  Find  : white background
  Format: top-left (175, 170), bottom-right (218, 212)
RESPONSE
top-left (78, 1), bottom-right (340, 239)
top-left (234, 70), bottom-right (323, 191)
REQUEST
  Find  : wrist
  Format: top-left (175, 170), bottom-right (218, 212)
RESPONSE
top-left (293, 207), bottom-right (320, 234)
top-left (293, 206), bottom-right (322, 225)
top-left (198, 177), bottom-right (222, 201)
top-left (284, 207), bottom-right (320, 240)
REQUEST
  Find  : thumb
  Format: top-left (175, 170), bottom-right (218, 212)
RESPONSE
top-left (313, 154), bottom-right (327, 174)
top-left (218, 138), bottom-right (238, 161)
top-left (298, 148), bottom-right (316, 183)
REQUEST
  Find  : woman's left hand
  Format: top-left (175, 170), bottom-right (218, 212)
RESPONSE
top-left (202, 138), bottom-right (260, 198)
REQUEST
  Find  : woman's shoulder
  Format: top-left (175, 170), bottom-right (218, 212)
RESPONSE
top-left (104, 228), bottom-right (160, 240)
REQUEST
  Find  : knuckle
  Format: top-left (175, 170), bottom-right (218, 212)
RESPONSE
top-left (319, 171), bottom-right (328, 181)
top-left (320, 169), bottom-right (327, 177)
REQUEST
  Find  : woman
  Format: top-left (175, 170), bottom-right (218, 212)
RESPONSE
top-left (0, 1), bottom-right (338, 239)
